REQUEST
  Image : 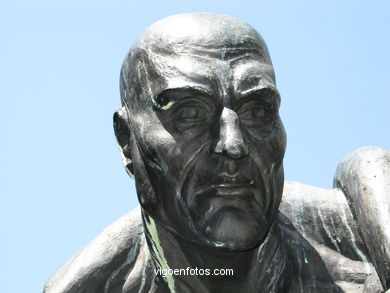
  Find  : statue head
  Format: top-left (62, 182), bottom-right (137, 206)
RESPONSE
top-left (114, 13), bottom-right (287, 251)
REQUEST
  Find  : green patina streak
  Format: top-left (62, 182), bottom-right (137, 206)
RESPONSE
top-left (152, 98), bottom-right (175, 110)
top-left (145, 216), bottom-right (177, 293)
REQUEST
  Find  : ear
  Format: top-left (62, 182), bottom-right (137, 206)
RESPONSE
top-left (113, 107), bottom-right (158, 207)
top-left (113, 107), bottom-right (134, 178)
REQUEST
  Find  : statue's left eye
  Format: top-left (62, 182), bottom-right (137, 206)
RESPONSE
top-left (238, 104), bottom-right (274, 129)
top-left (240, 107), bottom-right (267, 120)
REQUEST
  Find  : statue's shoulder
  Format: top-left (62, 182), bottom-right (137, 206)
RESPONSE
top-left (279, 181), bottom-right (368, 261)
top-left (334, 146), bottom-right (390, 290)
top-left (43, 206), bottom-right (144, 293)
top-left (278, 182), bottom-right (377, 291)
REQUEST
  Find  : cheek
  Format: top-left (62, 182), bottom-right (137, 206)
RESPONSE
top-left (136, 121), bottom-right (211, 183)
top-left (268, 122), bottom-right (287, 161)
top-left (135, 120), bottom-right (179, 167)
top-left (245, 119), bottom-right (286, 162)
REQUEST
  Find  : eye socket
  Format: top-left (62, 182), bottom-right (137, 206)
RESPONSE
top-left (172, 102), bottom-right (211, 126)
top-left (238, 102), bottom-right (275, 128)
top-left (240, 107), bottom-right (267, 120)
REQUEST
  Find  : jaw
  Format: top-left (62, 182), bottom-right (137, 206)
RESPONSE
top-left (180, 162), bottom-right (282, 251)
top-left (201, 207), bottom-right (268, 251)
top-left (189, 194), bottom-right (283, 251)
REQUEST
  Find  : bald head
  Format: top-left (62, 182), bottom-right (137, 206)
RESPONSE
top-left (120, 13), bottom-right (275, 107)
top-left (136, 13), bottom-right (271, 60)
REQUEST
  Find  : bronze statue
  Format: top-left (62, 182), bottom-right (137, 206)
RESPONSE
top-left (44, 13), bottom-right (390, 293)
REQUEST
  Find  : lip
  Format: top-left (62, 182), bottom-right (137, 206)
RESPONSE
top-left (194, 183), bottom-right (256, 199)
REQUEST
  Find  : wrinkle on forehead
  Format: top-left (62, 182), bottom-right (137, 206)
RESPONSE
top-left (143, 53), bottom-right (276, 99)
top-left (139, 53), bottom-right (216, 98)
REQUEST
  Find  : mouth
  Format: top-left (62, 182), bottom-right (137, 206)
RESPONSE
top-left (194, 183), bottom-right (257, 199)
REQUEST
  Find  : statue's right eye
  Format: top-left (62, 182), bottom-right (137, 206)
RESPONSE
top-left (173, 104), bottom-right (207, 124)
top-left (171, 101), bottom-right (212, 128)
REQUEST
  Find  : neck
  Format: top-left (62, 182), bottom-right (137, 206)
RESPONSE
top-left (142, 210), bottom-right (289, 293)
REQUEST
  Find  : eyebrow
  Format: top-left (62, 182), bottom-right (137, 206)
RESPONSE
top-left (154, 87), bottom-right (216, 109)
top-left (237, 85), bottom-right (281, 107)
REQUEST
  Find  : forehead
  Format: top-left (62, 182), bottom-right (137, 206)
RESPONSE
top-left (143, 51), bottom-right (276, 97)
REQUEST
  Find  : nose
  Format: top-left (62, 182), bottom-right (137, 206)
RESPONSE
top-left (214, 107), bottom-right (248, 159)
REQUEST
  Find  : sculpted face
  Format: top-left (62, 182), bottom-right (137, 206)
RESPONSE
top-left (115, 14), bottom-right (287, 251)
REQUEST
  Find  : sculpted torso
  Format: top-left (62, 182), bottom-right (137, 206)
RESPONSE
top-left (44, 13), bottom-right (390, 293)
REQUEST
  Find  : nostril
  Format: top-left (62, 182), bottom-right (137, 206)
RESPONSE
top-left (226, 145), bottom-right (247, 159)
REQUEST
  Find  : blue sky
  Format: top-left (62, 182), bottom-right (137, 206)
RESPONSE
top-left (1, 1), bottom-right (389, 292)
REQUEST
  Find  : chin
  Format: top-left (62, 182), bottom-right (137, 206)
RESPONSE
top-left (195, 206), bottom-right (269, 251)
